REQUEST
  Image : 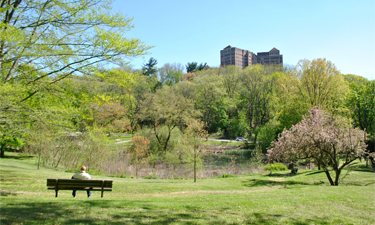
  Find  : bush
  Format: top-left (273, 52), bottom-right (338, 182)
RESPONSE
top-left (144, 172), bottom-right (158, 179)
top-left (264, 163), bottom-right (288, 172)
top-left (221, 174), bottom-right (237, 178)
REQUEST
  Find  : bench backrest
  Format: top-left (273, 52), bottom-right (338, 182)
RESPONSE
top-left (47, 179), bottom-right (113, 189)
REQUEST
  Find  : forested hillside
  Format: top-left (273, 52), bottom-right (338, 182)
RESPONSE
top-left (1, 0), bottom-right (374, 179)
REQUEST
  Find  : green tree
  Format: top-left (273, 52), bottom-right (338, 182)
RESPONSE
top-left (164, 70), bottom-right (183, 86)
top-left (343, 74), bottom-right (369, 87)
top-left (194, 72), bottom-right (228, 133)
top-left (137, 86), bottom-right (200, 153)
top-left (186, 62), bottom-right (198, 73)
top-left (185, 62), bottom-right (207, 73)
top-left (142, 57), bottom-right (158, 76)
top-left (272, 72), bottom-right (308, 132)
top-left (345, 79), bottom-right (374, 134)
top-left (0, 0), bottom-right (151, 157)
top-left (196, 63), bottom-right (208, 71)
top-left (239, 64), bottom-right (275, 141)
top-left (291, 58), bottom-right (348, 110)
top-left (219, 65), bottom-right (241, 137)
top-left (157, 63), bottom-right (184, 84)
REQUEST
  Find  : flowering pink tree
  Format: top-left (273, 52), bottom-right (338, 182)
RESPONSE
top-left (267, 107), bottom-right (367, 186)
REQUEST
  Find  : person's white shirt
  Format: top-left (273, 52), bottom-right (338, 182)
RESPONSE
top-left (72, 171), bottom-right (91, 180)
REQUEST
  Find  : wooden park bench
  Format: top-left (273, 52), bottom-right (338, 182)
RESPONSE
top-left (47, 179), bottom-right (113, 198)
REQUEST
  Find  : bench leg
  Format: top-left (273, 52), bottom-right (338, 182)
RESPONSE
top-left (55, 190), bottom-right (58, 197)
top-left (101, 190), bottom-right (103, 198)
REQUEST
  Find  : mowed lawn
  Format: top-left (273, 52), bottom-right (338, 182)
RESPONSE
top-left (1, 153), bottom-right (374, 225)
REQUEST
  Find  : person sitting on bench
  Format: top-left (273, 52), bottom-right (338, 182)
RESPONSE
top-left (72, 166), bottom-right (91, 198)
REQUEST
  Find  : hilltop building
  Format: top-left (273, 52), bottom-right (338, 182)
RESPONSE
top-left (256, 48), bottom-right (283, 65)
top-left (220, 45), bottom-right (257, 69)
top-left (220, 46), bottom-right (283, 69)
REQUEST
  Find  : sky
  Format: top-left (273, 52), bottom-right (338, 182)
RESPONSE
top-left (112, 0), bottom-right (375, 80)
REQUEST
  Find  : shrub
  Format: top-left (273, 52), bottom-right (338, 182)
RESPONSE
top-left (144, 172), bottom-right (158, 179)
top-left (264, 163), bottom-right (288, 172)
top-left (221, 174), bottom-right (237, 178)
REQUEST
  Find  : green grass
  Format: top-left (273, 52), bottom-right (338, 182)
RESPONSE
top-left (1, 152), bottom-right (375, 224)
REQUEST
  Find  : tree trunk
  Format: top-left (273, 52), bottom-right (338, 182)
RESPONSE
top-left (37, 154), bottom-right (41, 169)
top-left (0, 146), bottom-right (4, 158)
top-left (324, 169), bottom-right (335, 186)
top-left (334, 169), bottom-right (341, 186)
top-left (194, 160), bottom-right (196, 182)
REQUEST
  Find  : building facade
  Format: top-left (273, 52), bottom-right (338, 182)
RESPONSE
top-left (220, 46), bottom-right (283, 69)
top-left (256, 48), bottom-right (283, 65)
top-left (220, 45), bottom-right (257, 69)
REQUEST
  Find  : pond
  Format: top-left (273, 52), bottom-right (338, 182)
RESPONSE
top-left (202, 149), bottom-right (253, 170)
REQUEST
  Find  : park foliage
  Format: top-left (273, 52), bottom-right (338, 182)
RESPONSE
top-left (1, 0), bottom-right (374, 181)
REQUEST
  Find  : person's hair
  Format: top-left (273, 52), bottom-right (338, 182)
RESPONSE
top-left (81, 166), bottom-right (86, 171)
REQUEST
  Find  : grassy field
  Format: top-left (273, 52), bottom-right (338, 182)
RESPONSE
top-left (1, 152), bottom-right (374, 224)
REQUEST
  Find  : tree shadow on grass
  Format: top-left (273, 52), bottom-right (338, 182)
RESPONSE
top-left (242, 178), bottom-right (311, 187)
top-left (245, 212), bottom-right (344, 225)
top-left (1, 153), bottom-right (34, 160)
top-left (0, 200), bottom-right (363, 225)
top-left (304, 170), bottom-right (325, 176)
top-left (0, 201), bottom-right (222, 225)
top-left (267, 170), bottom-right (321, 177)
top-left (352, 165), bottom-right (374, 173)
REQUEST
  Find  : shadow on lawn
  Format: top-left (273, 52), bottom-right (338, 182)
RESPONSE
top-left (1, 152), bottom-right (34, 160)
top-left (245, 212), bottom-right (344, 225)
top-left (1, 201), bottom-right (346, 225)
top-left (0, 200), bottom-right (228, 225)
top-left (352, 164), bottom-right (374, 173)
top-left (243, 171), bottom-right (325, 187)
top-left (243, 178), bottom-right (311, 187)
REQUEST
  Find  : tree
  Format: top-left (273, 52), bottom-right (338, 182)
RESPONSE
top-left (157, 62), bottom-right (184, 84)
top-left (164, 70), bottom-right (183, 86)
top-left (239, 64), bottom-right (275, 141)
top-left (186, 62), bottom-right (198, 73)
top-left (182, 72), bottom-right (196, 81)
top-left (183, 120), bottom-right (208, 182)
top-left (345, 79), bottom-right (375, 167)
top-left (185, 62), bottom-right (207, 73)
top-left (129, 136), bottom-right (150, 178)
top-left (196, 63), bottom-right (208, 71)
top-left (0, 0), bottom-right (151, 156)
top-left (137, 86), bottom-right (200, 153)
top-left (343, 74), bottom-right (369, 87)
top-left (267, 107), bottom-right (367, 186)
top-left (91, 102), bottom-right (130, 134)
top-left (1, 0), bottom-right (150, 94)
top-left (272, 72), bottom-right (308, 132)
top-left (142, 57), bottom-right (158, 76)
top-left (219, 65), bottom-right (241, 99)
top-left (345, 79), bottom-right (374, 134)
top-left (291, 58), bottom-right (348, 109)
top-left (194, 72), bottom-right (227, 133)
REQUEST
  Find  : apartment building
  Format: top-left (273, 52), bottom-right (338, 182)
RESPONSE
top-left (256, 48), bottom-right (283, 65)
top-left (220, 46), bottom-right (283, 69)
top-left (220, 45), bottom-right (257, 69)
